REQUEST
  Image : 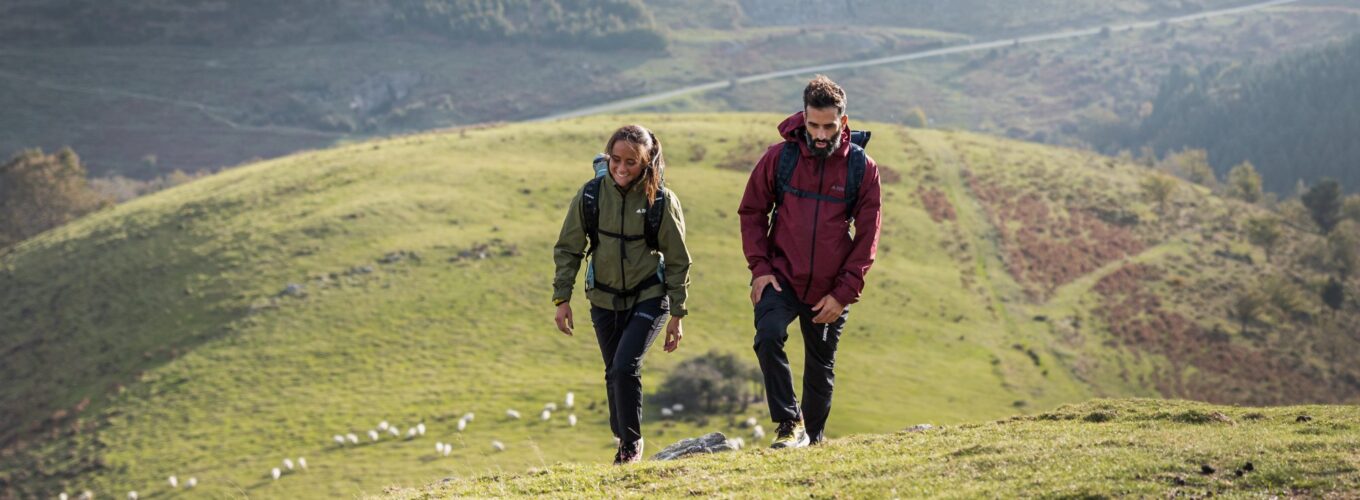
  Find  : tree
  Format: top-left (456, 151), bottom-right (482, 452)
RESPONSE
top-left (1165, 149), bottom-right (1215, 187)
top-left (1244, 216), bottom-right (1282, 263)
top-left (1344, 194), bottom-right (1360, 223)
top-left (1322, 277), bottom-right (1345, 312)
top-left (1140, 174), bottom-right (1177, 216)
top-left (1328, 221), bottom-right (1360, 279)
top-left (1230, 290), bottom-right (1266, 335)
top-left (902, 106), bottom-right (928, 128)
top-left (1226, 161), bottom-right (1263, 203)
top-left (1301, 179), bottom-right (1343, 234)
top-left (1, 148), bottom-right (111, 248)
top-left (654, 350), bottom-right (762, 416)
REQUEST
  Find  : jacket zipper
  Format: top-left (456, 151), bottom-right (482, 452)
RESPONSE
top-left (618, 184), bottom-right (629, 309)
top-left (803, 155), bottom-right (827, 303)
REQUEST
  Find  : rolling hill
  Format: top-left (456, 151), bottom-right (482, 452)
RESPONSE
top-left (2, 113), bottom-right (1357, 498)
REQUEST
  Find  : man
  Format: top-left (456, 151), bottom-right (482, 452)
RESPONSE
top-left (737, 75), bottom-right (882, 448)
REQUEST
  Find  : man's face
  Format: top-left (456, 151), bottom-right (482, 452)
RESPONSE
top-left (804, 106), bottom-right (847, 157)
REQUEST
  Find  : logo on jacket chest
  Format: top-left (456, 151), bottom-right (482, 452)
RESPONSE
top-left (831, 184), bottom-right (846, 193)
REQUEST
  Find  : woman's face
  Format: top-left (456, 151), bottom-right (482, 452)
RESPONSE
top-left (609, 141), bottom-right (647, 189)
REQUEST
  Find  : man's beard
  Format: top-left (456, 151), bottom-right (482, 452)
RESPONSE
top-left (805, 129), bottom-right (840, 158)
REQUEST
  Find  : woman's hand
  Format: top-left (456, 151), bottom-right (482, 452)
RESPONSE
top-left (554, 302), bottom-right (574, 336)
top-left (663, 316), bottom-right (683, 352)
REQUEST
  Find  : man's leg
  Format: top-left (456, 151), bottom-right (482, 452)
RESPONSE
top-left (752, 284), bottom-right (801, 423)
top-left (797, 305), bottom-right (850, 444)
top-left (607, 297), bottom-right (667, 453)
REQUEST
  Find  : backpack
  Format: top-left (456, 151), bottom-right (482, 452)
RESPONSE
top-left (582, 154), bottom-right (667, 297)
top-left (770, 130), bottom-right (871, 231)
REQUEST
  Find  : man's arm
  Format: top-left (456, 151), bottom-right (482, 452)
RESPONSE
top-left (737, 145), bottom-right (782, 281)
top-left (829, 156), bottom-right (882, 306)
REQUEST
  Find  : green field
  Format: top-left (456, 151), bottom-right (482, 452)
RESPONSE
top-left (3, 113), bottom-right (1357, 498)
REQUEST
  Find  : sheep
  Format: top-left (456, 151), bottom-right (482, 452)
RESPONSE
top-left (407, 427), bottom-right (418, 439)
top-left (387, 427), bottom-right (401, 437)
top-left (671, 403), bottom-right (684, 412)
top-left (346, 433), bottom-right (360, 444)
top-left (540, 409), bottom-right (552, 421)
top-left (565, 392), bottom-right (575, 408)
top-left (436, 442), bottom-right (445, 454)
top-left (271, 467), bottom-right (281, 480)
top-left (752, 425), bottom-right (765, 439)
top-left (368, 430), bottom-right (380, 442)
top-left (379, 420), bottom-right (390, 431)
top-left (59, 494), bottom-right (68, 500)
top-left (743, 417), bottom-right (758, 428)
top-left (730, 437), bottom-right (745, 450)
top-left (298, 457), bottom-right (307, 470)
top-left (283, 458), bottom-right (295, 470)
top-left (660, 408), bottom-right (673, 418)
top-left (544, 402), bottom-right (558, 412)
top-left (187, 477), bottom-right (198, 488)
top-left (442, 444), bottom-right (452, 457)
top-left (128, 492), bottom-right (138, 500)
top-left (168, 475), bottom-right (178, 488)
top-left (568, 414), bottom-right (578, 427)
top-left (79, 491), bottom-right (93, 500)
top-left (491, 440), bottom-right (506, 452)
top-left (417, 423), bottom-right (427, 436)
top-left (333, 434), bottom-right (346, 445)
top-left (506, 409), bottom-right (521, 420)
top-left (462, 412), bottom-right (475, 422)
top-left (456, 419), bottom-right (467, 432)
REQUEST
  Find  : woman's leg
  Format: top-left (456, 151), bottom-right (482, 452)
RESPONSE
top-left (607, 297), bottom-right (668, 451)
top-left (591, 305), bottom-right (625, 441)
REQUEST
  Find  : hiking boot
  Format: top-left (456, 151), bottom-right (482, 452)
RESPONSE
top-left (616, 438), bottom-right (644, 464)
top-left (769, 419), bottom-right (809, 449)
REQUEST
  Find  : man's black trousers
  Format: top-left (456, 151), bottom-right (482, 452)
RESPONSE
top-left (752, 283), bottom-right (849, 444)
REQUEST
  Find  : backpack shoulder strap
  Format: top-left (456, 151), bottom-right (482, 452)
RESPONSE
top-left (773, 140), bottom-right (800, 215)
top-left (581, 177), bottom-right (603, 254)
top-left (845, 143), bottom-right (866, 222)
top-left (644, 187), bottom-right (667, 250)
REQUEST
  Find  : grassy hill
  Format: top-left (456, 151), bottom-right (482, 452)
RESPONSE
top-left (2, 113), bottom-right (1357, 498)
top-left (389, 399), bottom-right (1360, 498)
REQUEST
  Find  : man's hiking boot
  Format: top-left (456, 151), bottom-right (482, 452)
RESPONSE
top-left (615, 438), bottom-right (644, 464)
top-left (769, 419), bottom-right (809, 449)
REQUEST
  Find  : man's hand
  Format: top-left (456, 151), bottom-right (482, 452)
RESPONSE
top-left (554, 302), bottom-right (574, 336)
top-left (810, 295), bottom-right (844, 324)
top-left (663, 316), bottom-right (683, 352)
top-left (750, 275), bottom-right (782, 305)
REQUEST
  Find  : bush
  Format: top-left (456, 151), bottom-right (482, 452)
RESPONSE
top-left (654, 350), bottom-right (762, 417)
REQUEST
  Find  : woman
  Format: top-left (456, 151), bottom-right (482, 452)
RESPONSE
top-left (551, 124), bottom-right (691, 464)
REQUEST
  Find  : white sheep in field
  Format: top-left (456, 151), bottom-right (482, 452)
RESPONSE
top-left (540, 409), bottom-right (552, 421)
top-left (407, 427), bottom-right (418, 439)
top-left (79, 490), bottom-right (93, 500)
top-left (298, 458), bottom-right (307, 470)
top-left (671, 403), bottom-right (684, 412)
top-left (333, 434), bottom-right (346, 445)
top-left (128, 491), bottom-right (138, 500)
top-left (346, 433), bottom-right (360, 444)
top-left (565, 392), bottom-right (575, 408)
top-left (457, 419), bottom-right (467, 432)
top-left (752, 425), bottom-right (765, 439)
top-left (283, 458), bottom-right (295, 470)
top-left (387, 426), bottom-right (401, 437)
top-left (59, 493), bottom-right (68, 500)
top-left (168, 475), bottom-right (178, 488)
top-left (417, 423), bottom-right (427, 436)
top-left (660, 408), bottom-right (673, 418)
top-left (506, 409), bottom-right (521, 420)
top-left (544, 402), bottom-right (558, 412)
top-left (187, 477), bottom-right (198, 488)
top-left (271, 467), bottom-right (281, 480)
top-left (568, 414), bottom-right (578, 427)
top-left (436, 442), bottom-right (445, 453)
top-left (462, 412), bottom-right (475, 422)
top-left (368, 430), bottom-right (380, 442)
top-left (743, 417), bottom-right (758, 428)
top-left (379, 420), bottom-right (390, 431)
top-left (443, 444), bottom-right (453, 456)
top-left (491, 440), bottom-right (506, 452)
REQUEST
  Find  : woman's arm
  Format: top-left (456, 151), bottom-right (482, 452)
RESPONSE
top-left (658, 190), bottom-right (692, 318)
top-left (552, 186), bottom-right (589, 305)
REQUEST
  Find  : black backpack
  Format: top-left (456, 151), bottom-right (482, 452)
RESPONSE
top-left (580, 154), bottom-right (667, 298)
top-left (770, 130), bottom-right (871, 230)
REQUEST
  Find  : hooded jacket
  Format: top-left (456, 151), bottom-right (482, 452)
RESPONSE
top-left (738, 111), bottom-right (882, 306)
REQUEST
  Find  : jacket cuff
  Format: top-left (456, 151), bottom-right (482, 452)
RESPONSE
top-left (749, 262), bottom-right (774, 282)
top-left (830, 283), bottom-right (859, 307)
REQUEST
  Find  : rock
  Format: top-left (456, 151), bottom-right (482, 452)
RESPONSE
top-left (280, 283), bottom-right (305, 297)
top-left (905, 424), bottom-right (935, 433)
top-left (651, 432), bottom-right (742, 461)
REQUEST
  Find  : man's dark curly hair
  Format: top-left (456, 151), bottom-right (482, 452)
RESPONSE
top-left (803, 74), bottom-right (846, 115)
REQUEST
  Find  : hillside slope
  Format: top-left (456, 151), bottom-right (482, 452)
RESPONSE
top-left (389, 399), bottom-right (1360, 498)
top-left (2, 113), bottom-right (1357, 498)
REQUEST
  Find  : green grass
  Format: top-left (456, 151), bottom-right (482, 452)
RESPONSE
top-left (386, 399), bottom-right (1360, 498)
top-left (2, 112), bottom-right (1356, 499)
